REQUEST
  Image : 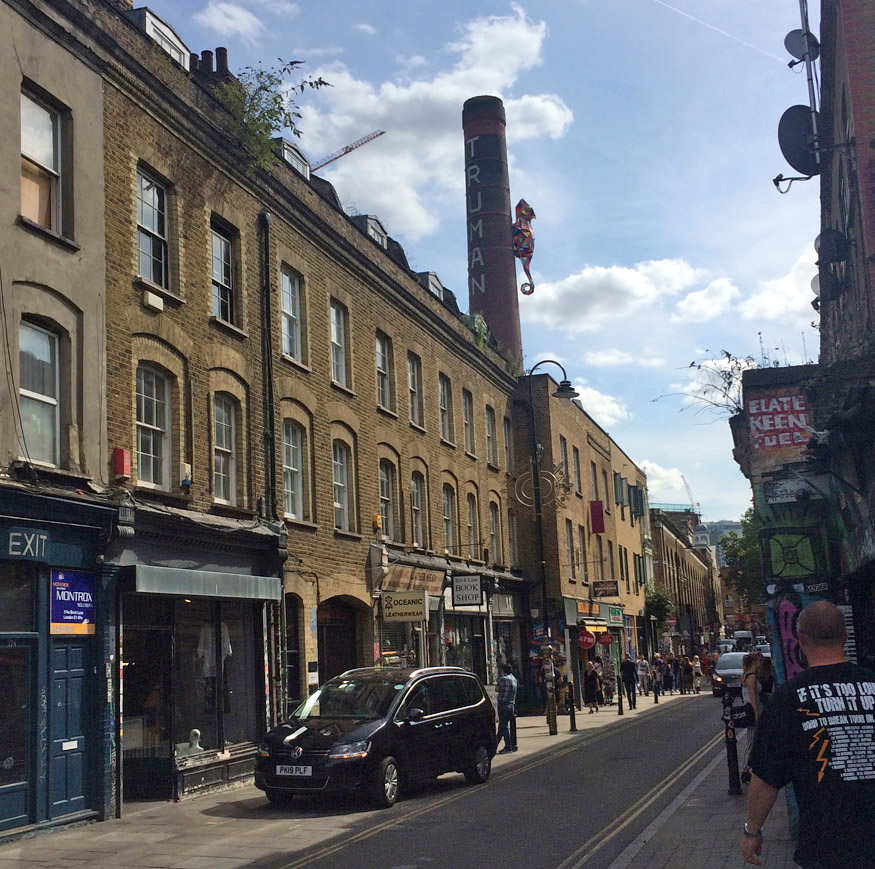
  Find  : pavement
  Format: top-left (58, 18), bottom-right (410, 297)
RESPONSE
top-left (0, 688), bottom-right (795, 868)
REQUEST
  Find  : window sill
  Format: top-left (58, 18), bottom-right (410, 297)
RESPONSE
top-left (377, 405), bottom-right (398, 420)
top-left (16, 215), bottom-right (79, 251)
top-left (575, 491), bottom-right (583, 499)
top-left (464, 451), bottom-right (478, 461)
top-left (11, 460), bottom-right (90, 487)
top-left (486, 461), bottom-right (500, 472)
top-left (134, 486), bottom-right (191, 507)
top-left (334, 529), bottom-right (363, 541)
top-left (445, 554), bottom-right (467, 563)
top-left (135, 276), bottom-right (185, 306)
top-left (210, 316), bottom-right (249, 339)
top-left (409, 421), bottom-right (427, 434)
top-left (281, 354), bottom-right (310, 373)
top-left (440, 437), bottom-right (456, 449)
top-left (330, 381), bottom-right (356, 398)
top-left (210, 502), bottom-right (255, 519)
top-left (285, 517), bottom-right (319, 532)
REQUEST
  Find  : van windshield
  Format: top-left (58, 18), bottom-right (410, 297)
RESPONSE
top-left (293, 676), bottom-right (406, 720)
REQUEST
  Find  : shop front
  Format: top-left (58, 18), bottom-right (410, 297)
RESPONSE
top-left (109, 504), bottom-right (286, 804)
top-left (0, 490), bottom-right (114, 837)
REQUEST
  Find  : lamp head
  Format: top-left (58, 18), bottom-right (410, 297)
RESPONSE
top-left (552, 379), bottom-right (580, 400)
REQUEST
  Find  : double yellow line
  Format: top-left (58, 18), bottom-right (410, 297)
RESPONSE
top-left (556, 731), bottom-right (723, 868)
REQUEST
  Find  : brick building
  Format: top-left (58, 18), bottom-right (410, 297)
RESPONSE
top-left (730, 0), bottom-right (875, 685)
top-left (0, 0), bottom-right (660, 836)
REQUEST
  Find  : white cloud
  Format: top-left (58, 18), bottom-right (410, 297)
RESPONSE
top-left (297, 6), bottom-right (572, 240)
top-left (521, 258), bottom-right (705, 332)
top-left (528, 351), bottom-right (566, 369)
top-left (672, 277), bottom-right (740, 323)
top-left (192, 2), bottom-right (264, 44)
top-left (249, 0), bottom-right (299, 14)
top-left (739, 249), bottom-right (817, 328)
top-left (583, 349), bottom-right (666, 367)
top-left (295, 46), bottom-right (344, 59)
top-left (666, 353), bottom-right (756, 416)
top-left (355, 23), bottom-right (377, 35)
top-left (637, 460), bottom-right (688, 505)
top-left (397, 55), bottom-right (427, 72)
top-left (572, 380), bottom-right (630, 429)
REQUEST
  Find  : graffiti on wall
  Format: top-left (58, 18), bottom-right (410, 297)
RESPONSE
top-left (748, 392), bottom-right (811, 452)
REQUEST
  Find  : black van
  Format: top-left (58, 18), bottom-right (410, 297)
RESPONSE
top-left (255, 666), bottom-right (496, 808)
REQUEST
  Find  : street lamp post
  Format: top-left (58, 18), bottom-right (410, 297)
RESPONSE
top-left (526, 360), bottom-right (579, 736)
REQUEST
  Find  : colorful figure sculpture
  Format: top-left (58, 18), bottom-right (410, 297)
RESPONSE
top-left (512, 199), bottom-right (536, 295)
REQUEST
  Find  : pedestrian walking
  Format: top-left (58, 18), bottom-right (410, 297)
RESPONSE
top-left (637, 654), bottom-right (650, 695)
top-left (583, 660), bottom-right (601, 713)
top-left (740, 601), bottom-right (875, 867)
top-left (692, 654), bottom-right (703, 693)
top-left (682, 655), bottom-right (694, 693)
top-left (495, 663), bottom-right (517, 753)
top-left (621, 654), bottom-right (637, 709)
top-left (663, 654), bottom-right (675, 694)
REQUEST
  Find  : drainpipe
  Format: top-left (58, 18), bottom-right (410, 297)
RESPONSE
top-left (259, 211), bottom-right (278, 520)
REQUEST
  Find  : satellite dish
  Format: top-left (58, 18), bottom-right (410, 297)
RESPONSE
top-left (814, 228), bottom-right (850, 264)
top-left (778, 106), bottom-right (820, 177)
top-left (811, 274), bottom-right (820, 297)
top-left (784, 29), bottom-right (820, 61)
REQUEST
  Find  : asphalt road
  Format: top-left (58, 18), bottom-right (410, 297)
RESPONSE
top-left (252, 693), bottom-right (724, 869)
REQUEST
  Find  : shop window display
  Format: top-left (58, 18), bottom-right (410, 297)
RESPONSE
top-left (0, 564), bottom-right (35, 632)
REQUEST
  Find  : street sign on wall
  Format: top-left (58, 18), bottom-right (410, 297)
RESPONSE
top-left (593, 580), bottom-right (620, 598)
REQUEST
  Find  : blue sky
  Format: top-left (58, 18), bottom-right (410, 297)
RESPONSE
top-left (148, 0), bottom-right (821, 522)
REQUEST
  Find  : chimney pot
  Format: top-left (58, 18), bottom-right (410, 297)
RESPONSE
top-left (216, 47), bottom-right (228, 73)
top-left (201, 50), bottom-right (214, 73)
top-left (189, 52), bottom-right (200, 71)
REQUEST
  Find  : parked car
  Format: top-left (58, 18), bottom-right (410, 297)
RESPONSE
top-left (255, 666), bottom-right (496, 808)
top-left (711, 652), bottom-right (746, 696)
top-left (716, 639), bottom-right (736, 653)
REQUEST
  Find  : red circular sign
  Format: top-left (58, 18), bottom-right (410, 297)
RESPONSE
top-left (578, 630), bottom-right (596, 650)
top-left (597, 632), bottom-right (615, 645)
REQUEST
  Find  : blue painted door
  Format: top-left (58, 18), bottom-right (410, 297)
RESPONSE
top-left (0, 645), bottom-right (32, 832)
top-left (49, 642), bottom-right (88, 818)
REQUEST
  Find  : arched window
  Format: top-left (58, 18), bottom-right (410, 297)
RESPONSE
top-left (442, 483), bottom-right (457, 555)
top-left (489, 502), bottom-right (502, 565)
top-left (282, 419), bottom-right (304, 519)
top-left (466, 493), bottom-right (479, 560)
top-left (333, 440), bottom-right (353, 531)
top-left (379, 459), bottom-right (396, 541)
top-left (410, 471), bottom-right (426, 547)
top-left (136, 364), bottom-right (170, 489)
top-left (213, 393), bottom-right (237, 504)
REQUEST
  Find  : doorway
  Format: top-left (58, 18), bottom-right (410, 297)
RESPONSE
top-left (317, 600), bottom-right (358, 684)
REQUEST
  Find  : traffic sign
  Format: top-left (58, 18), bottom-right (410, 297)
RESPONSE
top-left (597, 632), bottom-right (614, 645)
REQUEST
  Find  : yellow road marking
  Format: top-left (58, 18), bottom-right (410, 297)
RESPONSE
top-left (556, 731), bottom-right (723, 868)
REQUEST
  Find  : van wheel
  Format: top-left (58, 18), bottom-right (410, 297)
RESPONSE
top-left (265, 788), bottom-right (294, 805)
top-left (369, 756), bottom-right (400, 808)
top-left (463, 743), bottom-right (492, 784)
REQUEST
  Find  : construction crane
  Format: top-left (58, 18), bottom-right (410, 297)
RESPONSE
top-left (681, 474), bottom-right (700, 515)
top-left (310, 130), bottom-right (386, 171)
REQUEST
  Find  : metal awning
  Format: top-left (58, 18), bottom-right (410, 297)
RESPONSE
top-left (134, 564), bottom-right (281, 600)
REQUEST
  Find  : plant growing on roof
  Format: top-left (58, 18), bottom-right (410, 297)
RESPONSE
top-left (212, 59), bottom-right (329, 170)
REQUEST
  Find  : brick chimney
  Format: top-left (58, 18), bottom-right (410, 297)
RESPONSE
top-left (462, 95), bottom-right (522, 364)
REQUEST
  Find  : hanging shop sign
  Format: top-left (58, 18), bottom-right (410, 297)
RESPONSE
top-left (452, 574), bottom-right (482, 607)
top-left (50, 569), bottom-right (96, 635)
top-left (578, 630), bottom-right (596, 650)
top-left (382, 590), bottom-right (429, 623)
top-left (593, 580), bottom-right (620, 598)
top-left (597, 632), bottom-right (615, 646)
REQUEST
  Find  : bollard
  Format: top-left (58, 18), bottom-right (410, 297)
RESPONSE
top-left (566, 683), bottom-right (577, 732)
top-left (510, 714), bottom-right (518, 751)
top-left (723, 694), bottom-right (743, 795)
top-left (653, 679), bottom-right (659, 704)
top-left (617, 680), bottom-right (624, 715)
top-left (546, 686), bottom-right (558, 735)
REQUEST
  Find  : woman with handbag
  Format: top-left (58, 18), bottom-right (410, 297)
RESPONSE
top-left (583, 660), bottom-right (602, 714)
top-left (740, 652), bottom-right (764, 783)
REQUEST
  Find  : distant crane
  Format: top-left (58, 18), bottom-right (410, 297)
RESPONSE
top-left (311, 130), bottom-right (386, 171)
top-left (681, 474), bottom-right (700, 515)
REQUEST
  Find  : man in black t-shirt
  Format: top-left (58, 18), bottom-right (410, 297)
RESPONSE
top-left (740, 601), bottom-right (875, 867)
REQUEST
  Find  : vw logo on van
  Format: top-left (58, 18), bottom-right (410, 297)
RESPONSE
top-left (292, 746), bottom-right (303, 759)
